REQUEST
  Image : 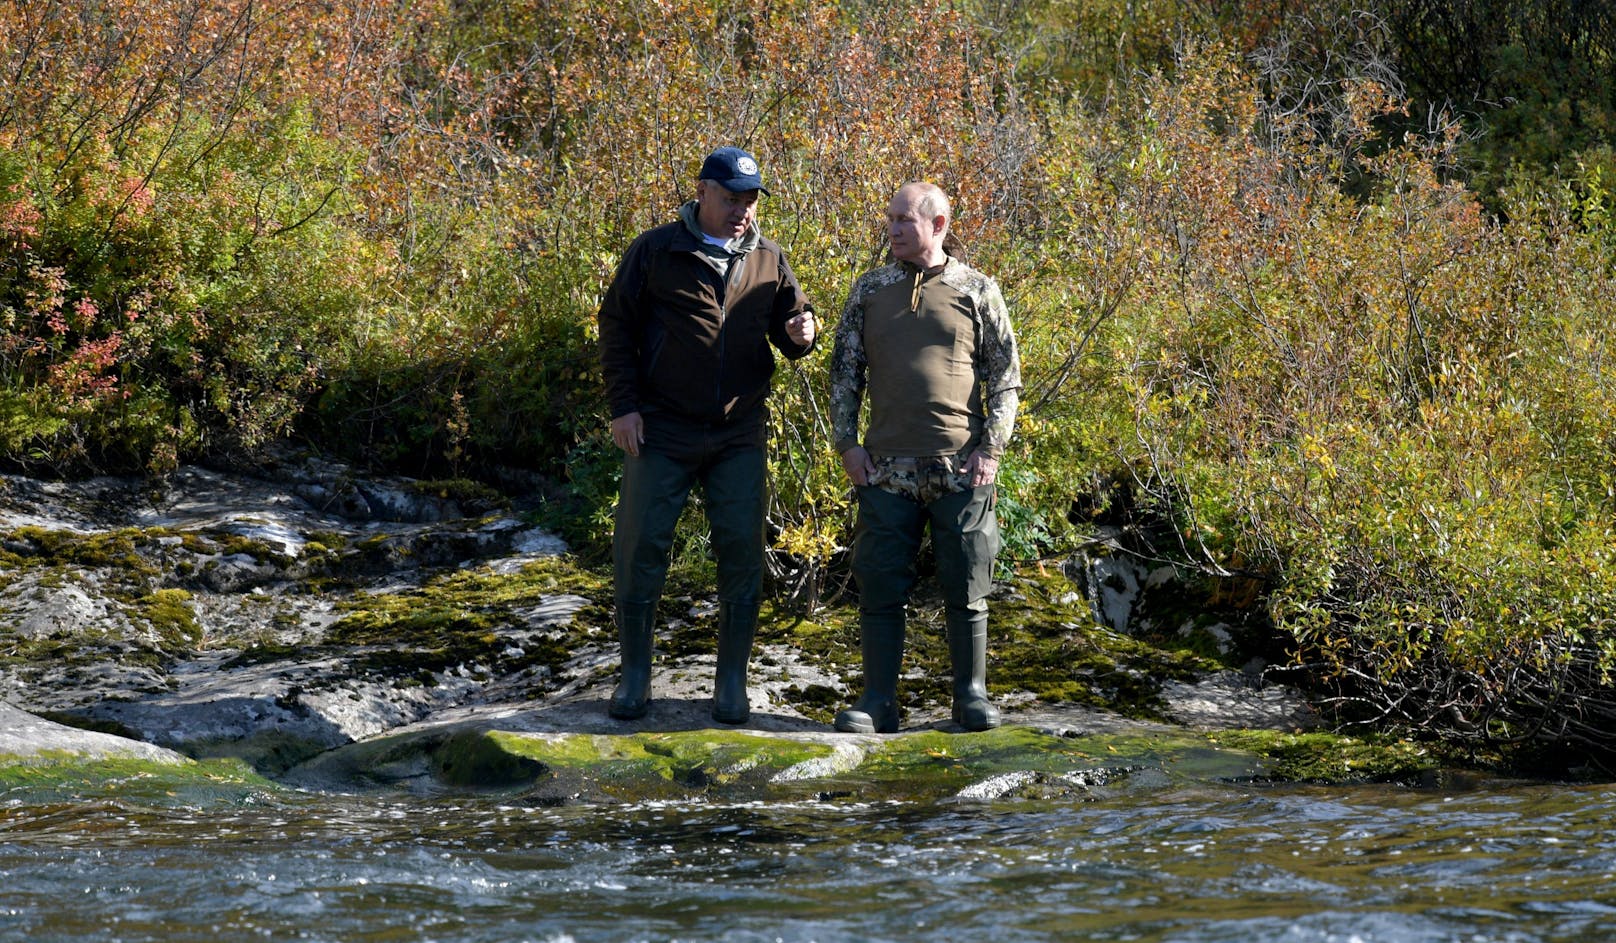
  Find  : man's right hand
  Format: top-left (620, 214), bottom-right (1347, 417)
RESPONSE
top-left (611, 412), bottom-right (644, 457)
top-left (840, 445), bottom-right (877, 486)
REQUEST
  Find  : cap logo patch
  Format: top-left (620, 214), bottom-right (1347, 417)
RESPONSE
top-left (737, 157), bottom-right (759, 175)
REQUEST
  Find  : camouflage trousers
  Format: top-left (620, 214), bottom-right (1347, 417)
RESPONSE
top-left (866, 453), bottom-right (974, 505)
top-left (853, 453), bottom-right (1000, 614)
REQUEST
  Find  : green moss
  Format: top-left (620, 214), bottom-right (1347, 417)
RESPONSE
top-left (989, 567), bottom-right (1221, 719)
top-left (786, 682), bottom-right (843, 713)
top-left (859, 727), bottom-right (1084, 776)
top-left (763, 564), bottom-right (1223, 723)
top-left (303, 723), bottom-right (1269, 800)
top-left (0, 753), bottom-right (275, 801)
top-left (1210, 730), bottom-right (1443, 784)
top-left (0, 525), bottom-right (163, 577)
top-left (855, 726), bottom-right (1230, 780)
top-left (320, 555), bottom-right (612, 678)
top-left (178, 532), bottom-right (217, 554)
top-left (317, 727), bottom-right (844, 800)
top-left (306, 530), bottom-right (349, 551)
top-left (641, 563), bottom-right (1234, 725)
top-left (433, 731), bottom-right (550, 787)
top-left (0, 626), bottom-right (172, 675)
top-left (490, 728), bottom-right (832, 794)
top-left (136, 588), bottom-right (202, 648)
top-left (409, 479), bottom-right (508, 511)
top-left (220, 534), bottom-right (290, 565)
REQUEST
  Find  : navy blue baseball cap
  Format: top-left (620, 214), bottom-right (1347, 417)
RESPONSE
top-left (700, 146), bottom-right (770, 195)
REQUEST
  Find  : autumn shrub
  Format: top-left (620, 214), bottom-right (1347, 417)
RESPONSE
top-left (300, 0), bottom-right (1051, 582)
top-left (303, 178), bottom-right (618, 565)
top-left (0, 0), bottom-right (399, 475)
top-left (1047, 44), bottom-right (1616, 757)
top-left (0, 107), bottom-right (367, 474)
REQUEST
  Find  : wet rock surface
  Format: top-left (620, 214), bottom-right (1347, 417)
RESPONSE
top-left (0, 700), bottom-right (188, 763)
top-left (0, 453), bottom-right (1319, 793)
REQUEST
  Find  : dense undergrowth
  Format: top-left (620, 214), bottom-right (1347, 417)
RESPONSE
top-left (4, 0), bottom-right (1616, 764)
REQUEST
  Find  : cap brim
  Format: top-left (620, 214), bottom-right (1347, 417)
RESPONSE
top-left (710, 178), bottom-right (770, 196)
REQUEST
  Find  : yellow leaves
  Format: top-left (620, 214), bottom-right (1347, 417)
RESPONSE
top-left (1299, 432), bottom-right (1336, 481)
top-left (772, 519), bottom-right (842, 563)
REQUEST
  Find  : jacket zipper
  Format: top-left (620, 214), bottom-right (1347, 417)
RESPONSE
top-left (716, 254), bottom-right (745, 409)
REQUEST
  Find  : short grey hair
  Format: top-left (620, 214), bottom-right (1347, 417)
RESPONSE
top-left (903, 182), bottom-right (952, 224)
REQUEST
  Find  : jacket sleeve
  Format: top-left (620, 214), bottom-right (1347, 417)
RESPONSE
top-left (597, 233), bottom-right (651, 420)
top-left (976, 278), bottom-right (1021, 458)
top-left (829, 279), bottom-right (868, 455)
top-left (768, 248), bottom-right (815, 360)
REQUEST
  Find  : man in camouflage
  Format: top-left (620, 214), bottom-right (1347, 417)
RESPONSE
top-left (829, 181), bottom-right (1021, 733)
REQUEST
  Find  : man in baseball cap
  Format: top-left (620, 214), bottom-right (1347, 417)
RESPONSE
top-left (596, 145), bottom-right (815, 726)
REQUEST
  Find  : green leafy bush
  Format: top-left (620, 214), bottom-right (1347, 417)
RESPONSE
top-left (1, 107), bottom-right (365, 474)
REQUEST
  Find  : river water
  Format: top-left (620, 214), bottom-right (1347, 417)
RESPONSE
top-left (5, 773), bottom-right (1616, 943)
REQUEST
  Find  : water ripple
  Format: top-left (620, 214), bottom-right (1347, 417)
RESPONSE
top-left (4, 782), bottom-right (1616, 941)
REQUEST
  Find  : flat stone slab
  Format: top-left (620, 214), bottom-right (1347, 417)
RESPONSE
top-left (0, 701), bottom-right (189, 764)
top-left (281, 699), bottom-right (1266, 803)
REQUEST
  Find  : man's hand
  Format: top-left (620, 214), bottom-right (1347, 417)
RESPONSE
top-left (964, 450), bottom-right (999, 488)
top-left (787, 309), bottom-right (816, 347)
top-left (840, 445), bottom-right (877, 486)
top-left (611, 411), bottom-right (644, 457)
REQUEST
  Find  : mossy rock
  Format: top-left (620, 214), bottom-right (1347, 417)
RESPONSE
top-left (289, 722), bottom-right (1271, 803)
top-left (0, 754), bottom-right (274, 804)
top-left (1210, 730), bottom-right (1447, 785)
top-left (483, 728), bottom-right (834, 801)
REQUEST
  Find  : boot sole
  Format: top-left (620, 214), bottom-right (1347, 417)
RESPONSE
top-left (608, 699), bottom-right (650, 720)
top-left (952, 707), bottom-right (1001, 731)
top-left (834, 710), bottom-right (898, 734)
top-left (834, 714), bottom-right (876, 733)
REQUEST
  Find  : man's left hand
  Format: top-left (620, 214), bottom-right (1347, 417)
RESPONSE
top-left (964, 450), bottom-right (999, 488)
top-left (787, 309), bottom-right (816, 346)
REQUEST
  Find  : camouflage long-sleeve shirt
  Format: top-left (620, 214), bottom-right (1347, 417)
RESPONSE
top-left (830, 256), bottom-right (1020, 461)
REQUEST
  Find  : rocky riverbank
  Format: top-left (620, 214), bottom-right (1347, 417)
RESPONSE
top-left (0, 451), bottom-right (1375, 799)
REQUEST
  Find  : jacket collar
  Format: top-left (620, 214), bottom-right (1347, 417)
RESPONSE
top-left (676, 200), bottom-right (760, 256)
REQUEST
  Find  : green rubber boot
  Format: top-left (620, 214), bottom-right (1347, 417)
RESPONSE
top-left (834, 611), bottom-right (905, 734)
top-left (712, 601), bottom-right (759, 724)
top-left (946, 608), bottom-right (1000, 731)
top-left (608, 602), bottom-right (656, 720)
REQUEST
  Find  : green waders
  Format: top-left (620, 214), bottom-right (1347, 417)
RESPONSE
top-left (610, 443), bottom-right (765, 722)
top-left (712, 601), bottom-right (760, 724)
top-left (832, 609), bottom-right (905, 733)
top-left (835, 482), bottom-right (1002, 733)
top-left (608, 601), bottom-right (656, 720)
top-left (945, 607), bottom-right (1001, 730)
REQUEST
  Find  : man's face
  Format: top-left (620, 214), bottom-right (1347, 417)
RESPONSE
top-left (886, 188), bottom-right (943, 265)
top-left (696, 181), bottom-right (760, 240)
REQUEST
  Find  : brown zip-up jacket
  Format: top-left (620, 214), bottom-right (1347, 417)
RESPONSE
top-left (598, 206), bottom-right (814, 440)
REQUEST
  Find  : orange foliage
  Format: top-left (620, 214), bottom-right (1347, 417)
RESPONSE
top-left (0, 0), bottom-right (401, 154)
top-left (358, 0), bottom-right (1029, 255)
